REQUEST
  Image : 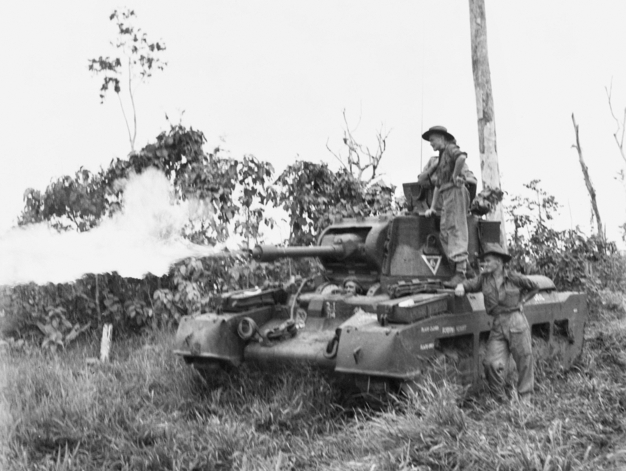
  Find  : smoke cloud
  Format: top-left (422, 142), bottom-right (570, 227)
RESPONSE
top-left (0, 168), bottom-right (222, 286)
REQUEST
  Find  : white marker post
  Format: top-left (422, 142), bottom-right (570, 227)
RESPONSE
top-left (100, 323), bottom-right (113, 362)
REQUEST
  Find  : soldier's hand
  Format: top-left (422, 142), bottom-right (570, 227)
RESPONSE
top-left (425, 209), bottom-right (435, 217)
top-left (454, 284), bottom-right (465, 297)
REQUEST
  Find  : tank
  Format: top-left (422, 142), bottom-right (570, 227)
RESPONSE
top-left (173, 186), bottom-right (587, 395)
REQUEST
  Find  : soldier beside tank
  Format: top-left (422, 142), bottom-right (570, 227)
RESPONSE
top-left (454, 243), bottom-right (539, 403)
top-left (421, 126), bottom-right (472, 288)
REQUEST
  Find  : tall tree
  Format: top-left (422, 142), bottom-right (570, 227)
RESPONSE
top-left (468, 0), bottom-right (507, 244)
top-left (88, 9), bottom-right (167, 151)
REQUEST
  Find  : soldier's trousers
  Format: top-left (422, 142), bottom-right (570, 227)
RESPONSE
top-left (483, 310), bottom-right (534, 401)
top-left (439, 185), bottom-right (469, 265)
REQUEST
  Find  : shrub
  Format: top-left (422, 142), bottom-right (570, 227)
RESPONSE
top-left (506, 181), bottom-right (626, 314)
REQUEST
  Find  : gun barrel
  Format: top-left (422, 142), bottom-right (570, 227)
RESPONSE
top-left (251, 244), bottom-right (344, 262)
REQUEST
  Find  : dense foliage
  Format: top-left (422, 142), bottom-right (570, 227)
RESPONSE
top-left (6, 141), bottom-right (626, 348)
top-left (505, 180), bottom-right (626, 311)
top-left (2, 124), bottom-right (397, 348)
top-left (276, 162), bottom-right (397, 245)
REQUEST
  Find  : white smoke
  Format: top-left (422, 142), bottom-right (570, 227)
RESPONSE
top-left (0, 168), bottom-right (222, 286)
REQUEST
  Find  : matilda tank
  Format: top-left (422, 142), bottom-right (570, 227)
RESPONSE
top-left (173, 183), bottom-right (587, 394)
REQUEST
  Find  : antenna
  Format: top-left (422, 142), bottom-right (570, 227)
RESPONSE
top-left (420, 76), bottom-right (424, 170)
top-left (419, 8), bottom-right (425, 170)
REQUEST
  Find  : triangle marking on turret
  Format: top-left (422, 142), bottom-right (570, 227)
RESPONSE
top-left (422, 255), bottom-right (442, 275)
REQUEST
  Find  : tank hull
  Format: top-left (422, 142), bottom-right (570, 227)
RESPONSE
top-left (174, 214), bottom-right (587, 393)
top-left (173, 289), bottom-right (586, 391)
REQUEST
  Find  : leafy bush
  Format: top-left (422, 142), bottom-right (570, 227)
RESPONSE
top-left (506, 180), bottom-right (626, 313)
top-left (4, 122), bottom-right (399, 347)
top-left (275, 162), bottom-right (398, 245)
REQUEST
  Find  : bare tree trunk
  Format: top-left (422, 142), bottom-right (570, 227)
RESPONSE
top-left (469, 0), bottom-right (507, 247)
top-left (571, 113), bottom-right (604, 240)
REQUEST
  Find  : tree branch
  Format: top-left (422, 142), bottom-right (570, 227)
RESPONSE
top-left (325, 138), bottom-right (348, 171)
top-left (128, 57), bottom-right (137, 150)
top-left (571, 113), bottom-right (604, 240)
top-left (605, 82), bottom-right (626, 165)
top-left (326, 109), bottom-right (390, 183)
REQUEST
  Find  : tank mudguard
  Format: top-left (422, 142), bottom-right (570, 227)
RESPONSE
top-left (173, 306), bottom-right (275, 366)
top-left (333, 310), bottom-right (427, 379)
top-left (333, 308), bottom-right (491, 380)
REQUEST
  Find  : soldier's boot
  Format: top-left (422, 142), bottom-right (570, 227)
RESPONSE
top-left (465, 263), bottom-right (477, 279)
top-left (443, 262), bottom-right (467, 288)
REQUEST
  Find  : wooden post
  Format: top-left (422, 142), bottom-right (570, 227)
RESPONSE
top-left (95, 274), bottom-right (101, 327)
top-left (469, 0), bottom-right (507, 246)
top-left (100, 324), bottom-right (113, 362)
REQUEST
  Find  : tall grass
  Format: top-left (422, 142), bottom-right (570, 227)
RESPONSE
top-left (2, 315), bottom-right (626, 470)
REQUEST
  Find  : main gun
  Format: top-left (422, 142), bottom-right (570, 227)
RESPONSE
top-left (250, 234), bottom-right (363, 262)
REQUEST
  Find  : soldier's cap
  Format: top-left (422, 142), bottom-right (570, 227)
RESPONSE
top-left (480, 243), bottom-right (512, 263)
top-left (422, 125), bottom-right (455, 142)
top-left (343, 276), bottom-right (364, 291)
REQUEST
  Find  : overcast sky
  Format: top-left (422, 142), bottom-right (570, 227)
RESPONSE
top-left (2, 1), bottom-right (626, 244)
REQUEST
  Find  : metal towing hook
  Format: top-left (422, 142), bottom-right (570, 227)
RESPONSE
top-left (266, 319), bottom-right (298, 341)
top-left (236, 316), bottom-right (276, 346)
top-left (324, 328), bottom-right (341, 359)
top-left (238, 308), bottom-right (308, 345)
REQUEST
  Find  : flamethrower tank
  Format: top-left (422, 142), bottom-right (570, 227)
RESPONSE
top-left (173, 184), bottom-right (587, 395)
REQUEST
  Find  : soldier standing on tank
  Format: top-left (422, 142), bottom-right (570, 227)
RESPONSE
top-left (454, 244), bottom-right (539, 403)
top-left (416, 154), bottom-right (477, 214)
top-left (422, 125), bottom-right (471, 287)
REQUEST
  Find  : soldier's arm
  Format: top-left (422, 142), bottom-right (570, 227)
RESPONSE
top-left (452, 153), bottom-right (467, 180)
top-left (462, 274), bottom-right (483, 293)
top-left (449, 146), bottom-right (468, 186)
top-left (462, 163), bottom-right (477, 184)
top-left (425, 186), bottom-right (440, 217)
top-left (455, 274), bottom-right (482, 296)
top-left (510, 272), bottom-right (539, 291)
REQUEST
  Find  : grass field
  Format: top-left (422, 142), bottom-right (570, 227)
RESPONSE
top-left (1, 309), bottom-right (626, 470)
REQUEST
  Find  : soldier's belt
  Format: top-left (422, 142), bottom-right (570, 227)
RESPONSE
top-left (490, 305), bottom-right (521, 316)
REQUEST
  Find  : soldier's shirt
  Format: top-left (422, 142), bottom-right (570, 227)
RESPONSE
top-left (462, 269), bottom-right (539, 316)
top-left (435, 142), bottom-right (467, 186)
